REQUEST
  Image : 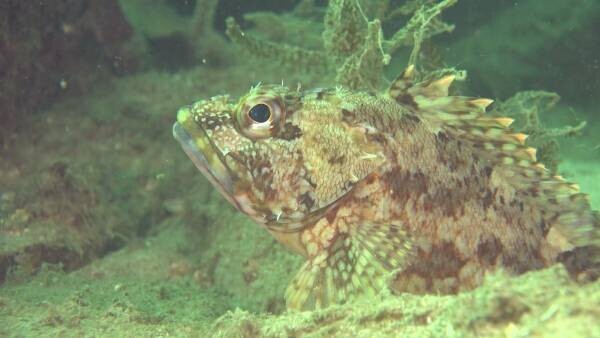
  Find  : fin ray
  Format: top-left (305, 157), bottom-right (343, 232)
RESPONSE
top-left (388, 65), bottom-right (600, 266)
top-left (285, 223), bottom-right (410, 310)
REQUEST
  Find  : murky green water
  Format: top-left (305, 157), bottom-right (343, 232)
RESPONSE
top-left (1, 1), bottom-right (599, 336)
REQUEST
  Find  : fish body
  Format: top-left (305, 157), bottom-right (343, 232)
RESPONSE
top-left (174, 66), bottom-right (599, 310)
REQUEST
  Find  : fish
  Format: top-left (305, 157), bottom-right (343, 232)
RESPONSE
top-left (173, 65), bottom-right (599, 311)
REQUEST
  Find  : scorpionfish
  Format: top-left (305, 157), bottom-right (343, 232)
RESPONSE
top-left (174, 66), bottom-right (599, 310)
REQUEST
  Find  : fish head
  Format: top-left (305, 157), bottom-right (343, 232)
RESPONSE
top-left (173, 85), bottom-right (385, 232)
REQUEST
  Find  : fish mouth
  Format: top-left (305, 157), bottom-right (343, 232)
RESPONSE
top-left (173, 120), bottom-right (240, 209)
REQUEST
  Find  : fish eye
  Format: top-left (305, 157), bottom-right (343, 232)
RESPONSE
top-left (237, 98), bottom-right (286, 140)
top-left (248, 104), bottom-right (271, 123)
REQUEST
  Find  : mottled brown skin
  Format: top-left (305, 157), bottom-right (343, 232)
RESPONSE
top-left (351, 116), bottom-right (556, 294)
top-left (174, 70), bottom-right (599, 310)
top-left (290, 94), bottom-right (556, 295)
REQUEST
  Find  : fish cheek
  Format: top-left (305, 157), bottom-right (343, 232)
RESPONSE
top-left (235, 144), bottom-right (304, 217)
top-left (300, 122), bottom-right (386, 207)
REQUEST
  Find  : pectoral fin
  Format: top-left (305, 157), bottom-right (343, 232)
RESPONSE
top-left (285, 222), bottom-right (411, 311)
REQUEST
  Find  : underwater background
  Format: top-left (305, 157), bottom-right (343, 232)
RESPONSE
top-left (1, 0), bottom-right (599, 336)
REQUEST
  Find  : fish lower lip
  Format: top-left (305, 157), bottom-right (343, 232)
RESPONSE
top-left (172, 122), bottom-right (235, 199)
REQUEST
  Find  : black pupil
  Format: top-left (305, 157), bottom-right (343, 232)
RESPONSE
top-left (248, 104), bottom-right (271, 123)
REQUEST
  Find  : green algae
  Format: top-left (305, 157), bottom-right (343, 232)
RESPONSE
top-left (225, 0), bottom-right (456, 91)
top-left (3, 239), bottom-right (600, 337)
top-left (210, 266), bottom-right (600, 338)
top-left (0, 225), bottom-right (228, 336)
top-left (490, 91), bottom-right (588, 174)
top-left (1, 1), bottom-right (600, 337)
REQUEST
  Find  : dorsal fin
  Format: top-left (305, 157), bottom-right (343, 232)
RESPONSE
top-left (388, 64), bottom-right (416, 100)
top-left (389, 65), bottom-right (600, 266)
top-left (388, 65), bottom-right (458, 103)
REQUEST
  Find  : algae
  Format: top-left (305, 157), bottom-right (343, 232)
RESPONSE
top-left (490, 91), bottom-right (588, 174)
top-left (0, 225), bottom-right (229, 336)
top-left (225, 0), bottom-right (587, 172)
top-left (210, 266), bottom-right (600, 338)
top-left (444, 0), bottom-right (600, 105)
top-left (225, 0), bottom-right (456, 91)
top-left (1, 0), bottom-right (599, 337)
top-left (119, 0), bottom-right (231, 70)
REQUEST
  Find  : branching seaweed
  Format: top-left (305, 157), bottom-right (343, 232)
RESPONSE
top-left (191, 0), bottom-right (219, 37)
top-left (383, 0), bottom-right (456, 56)
top-left (225, 0), bottom-right (457, 91)
top-left (188, 0), bottom-right (232, 66)
top-left (225, 17), bottom-right (329, 72)
top-left (490, 91), bottom-right (587, 173)
top-left (222, 0), bottom-right (588, 172)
